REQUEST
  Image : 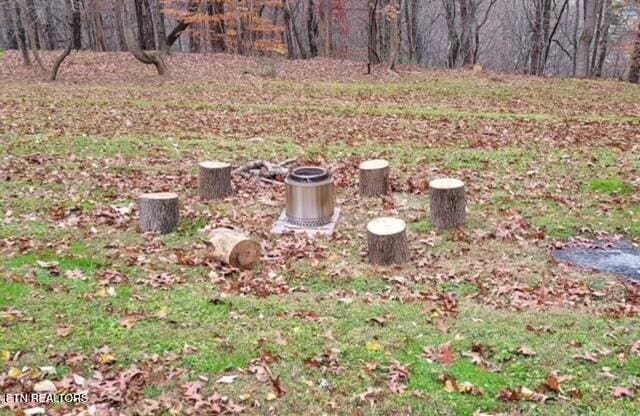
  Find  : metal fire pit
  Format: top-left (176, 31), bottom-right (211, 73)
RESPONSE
top-left (285, 166), bottom-right (335, 227)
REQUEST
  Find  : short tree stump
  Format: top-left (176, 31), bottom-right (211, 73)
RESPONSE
top-left (359, 159), bottom-right (390, 197)
top-left (139, 192), bottom-right (179, 234)
top-left (367, 217), bottom-right (409, 266)
top-left (198, 161), bottom-right (232, 200)
top-left (429, 178), bottom-right (466, 230)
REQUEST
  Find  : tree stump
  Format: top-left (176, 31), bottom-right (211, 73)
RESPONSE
top-left (366, 217), bottom-right (409, 266)
top-left (198, 161), bottom-right (232, 200)
top-left (139, 192), bottom-right (179, 234)
top-left (207, 227), bottom-right (261, 269)
top-left (359, 159), bottom-right (390, 197)
top-left (429, 178), bottom-right (466, 230)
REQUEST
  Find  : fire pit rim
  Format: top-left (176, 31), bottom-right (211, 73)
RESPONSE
top-left (288, 166), bottom-right (331, 183)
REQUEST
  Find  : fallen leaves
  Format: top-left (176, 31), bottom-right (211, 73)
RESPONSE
top-left (366, 341), bottom-right (384, 353)
top-left (498, 386), bottom-right (550, 403)
top-left (120, 312), bottom-right (147, 329)
top-left (573, 351), bottom-right (600, 364)
top-left (516, 346), bottom-right (536, 357)
top-left (56, 324), bottom-right (74, 338)
top-left (424, 342), bottom-right (456, 366)
top-left (388, 363), bottom-right (410, 394)
top-left (440, 373), bottom-right (485, 396)
top-left (612, 386), bottom-right (636, 399)
top-left (216, 374), bottom-right (238, 384)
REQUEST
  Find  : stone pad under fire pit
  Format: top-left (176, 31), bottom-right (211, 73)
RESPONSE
top-left (271, 209), bottom-right (341, 237)
top-left (552, 240), bottom-right (640, 282)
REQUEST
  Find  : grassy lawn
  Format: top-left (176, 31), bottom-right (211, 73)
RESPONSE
top-left (1, 52), bottom-right (639, 415)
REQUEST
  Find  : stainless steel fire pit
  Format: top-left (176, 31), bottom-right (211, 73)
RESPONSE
top-left (285, 167), bottom-right (335, 227)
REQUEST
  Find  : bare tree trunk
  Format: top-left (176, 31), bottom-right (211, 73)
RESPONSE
top-left (113, 0), bottom-right (126, 50)
top-left (92, 0), bottom-right (106, 51)
top-left (571, 0), bottom-right (579, 76)
top-left (529, 0), bottom-right (552, 75)
top-left (121, 0), bottom-right (168, 75)
top-left (387, 0), bottom-right (401, 69)
top-left (575, 0), bottom-right (597, 78)
top-left (593, 0), bottom-right (612, 78)
top-left (443, 0), bottom-right (459, 68)
top-left (50, 0), bottom-right (75, 81)
top-left (404, 0), bottom-right (417, 63)
top-left (459, 0), bottom-right (474, 67)
top-left (135, 0), bottom-right (155, 50)
top-left (528, 0), bottom-right (544, 74)
top-left (1, 0), bottom-right (19, 49)
top-left (165, 0), bottom-right (198, 48)
top-left (283, 0), bottom-right (295, 58)
top-left (284, 0), bottom-right (307, 58)
top-left (232, 0), bottom-right (242, 54)
top-left (43, 1), bottom-right (56, 49)
top-left (20, 0), bottom-right (45, 71)
top-left (543, 0), bottom-right (569, 72)
top-left (590, 0), bottom-right (604, 74)
top-left (12, 0), bottom-right (31, 65)
top-left (627, 19), bottom-right (640, 83)
top-left (367, 0), bottom-right (380, 71)
top-left (83, 0), bottom-right (97, 49)
top-left (307, 0), bottom-right (319, 57)
top-left (50, 41), bottom-right (73, 80)
top-left (151, 0), bottom-right (167, 53)
top-left (71, 0), bottom-right (82, 49)
top-left (24, 0), bottom-right (40, 49)
top-left (319, 0), bottom-right (331, 56)
top-left (207, 0), bottom-right (224, 53)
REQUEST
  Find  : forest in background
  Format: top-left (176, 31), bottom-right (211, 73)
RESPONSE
top-left (0, 0), bottom-right (640, 81)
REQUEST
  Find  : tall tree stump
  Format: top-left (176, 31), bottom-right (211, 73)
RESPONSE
top-left (366, 217), bottom-right (409, 266)
top-left (359, 159), bottom-right (390, 197)
top-left (198, 161), bottom-right (232, 200)
top-left (207, 228), bottom-right (261, 269)
top-left (429, 178), bottom-right (466, 230)
top-left (139, 192), bottom-right (179, 234)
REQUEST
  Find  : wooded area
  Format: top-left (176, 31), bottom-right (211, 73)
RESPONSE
top-left (1, 0), bottom-right (640, 81)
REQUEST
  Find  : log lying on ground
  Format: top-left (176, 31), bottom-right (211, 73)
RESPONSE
top-left (429, 178), bottom-right (466, 230)
top-left (359, 159), bottom-right (390, 197)
top-left (207, 227), bottom-right (261, 269)
top-left (366, 217), bottom-right (408, 266)
top-left (233, 158), bottom-right (297, 185)
top-left (199, 161), bottom-right (232, 200)
top-left (139, 192), bottom-right (179, 234)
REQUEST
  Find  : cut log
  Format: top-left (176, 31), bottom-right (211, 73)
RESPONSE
top-left (359, 159), bottom-right (390, 197)
top-left (139, 192), bottom-right (179, 234)
top-left (366, 217), bottom-right (409, 266)
top-left (207, 227), bottom-right (261, 269)
top-left (199, 161), bottom-right (232, 200)
top-left (429, 178), bottom-right (466, 230)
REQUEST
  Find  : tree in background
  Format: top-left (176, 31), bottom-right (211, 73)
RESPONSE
top-left (1, 0), bottom-right (639, 83)
top-left (120, 0), bottom-right (167, 74)
top-left (163, 0), bottom-right (288, 56)
top-left (627, 10), bottom-right (640, 81)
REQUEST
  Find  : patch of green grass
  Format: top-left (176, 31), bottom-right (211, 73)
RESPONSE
top-left (183, 349), bottom-right (252, 374)
top-left (587, 178), bottom-right (633, 195)
top-left (409, 219), bottom-right (433, 234)
top-left (4, 248), bottom-right (105, 278)
top-left (0, 281), bottom-right (29, 307)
